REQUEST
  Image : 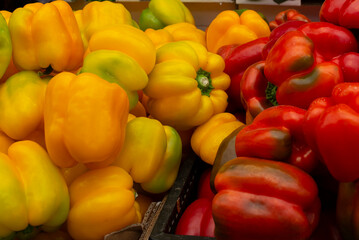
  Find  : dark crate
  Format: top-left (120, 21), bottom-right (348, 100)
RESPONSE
top-left (149, 151), bottom-right (215, 240)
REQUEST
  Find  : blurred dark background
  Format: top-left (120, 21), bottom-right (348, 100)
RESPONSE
top-left (1, 0), bottom-right (52, 11)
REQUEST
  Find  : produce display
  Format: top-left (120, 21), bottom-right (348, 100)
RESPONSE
top-left (0, 0), bottom-right (358, 239)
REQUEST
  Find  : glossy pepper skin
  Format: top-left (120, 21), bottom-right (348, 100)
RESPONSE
top-left (8, 0), bottom-right (84, 72)
top-left (81, 49), bottom-right (149, 110)
top-left (84, 24), bottom-right (156, 75)
top-left (191, 112), bottom-right (244, 165)
top-left (143, 40), bottom-right (230, 131)
top-left (0, 12), bottom-right (11, 80)
top-left (303, 83), bottom-right (359, 182)
top-left (336, 181), bottom-right (359, 240)
top-left (139, 0), bottom-right (194, 31)
top-left (320, 0), bottom-right (359, 29)
top-left (0, 71), bottom-right (48, 140)
top-left (76, 1), bottom-right (137, 44)
top-left (269, 9), bottom-right (310, 30)
top-left (262, 20), bottom-right (308, 59)
top-left (235, 105), bottom-right (317, 173)
top-left (0, 140), bottom-right (70, 239)
top-left (206, 10), bottom-right (270, 53)
top-left (264, 22), bottom-right (357, 109)
top-left (240, 61), bottom-right (273, 123)
top-left (175, 198), bottom-right (215, 237)
top-left (67, 166), bottom-right (141, 240)
top-left (331, 52), bottom-right (359, 82)
top-left (217, 37), bottom-right (269, 112)
top-left (112, 117), bottom-right (182, 194)
top-left (145, 22), bottom-right (206, 48)
top-left (213, 157), bottom-right (321, 240)
top-left (44, 72), bottom-right (129, 169)
top-left (175, 168), bottom-right (215, 237)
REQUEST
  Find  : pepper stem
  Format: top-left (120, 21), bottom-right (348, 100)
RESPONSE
top-left (265, 82), bottom-right (278, 106)
top-left (196, 68), bottom-right (214, 97)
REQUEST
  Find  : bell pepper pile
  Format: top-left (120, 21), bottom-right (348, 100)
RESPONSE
top-left (1, 0), bottom-right (359, 239)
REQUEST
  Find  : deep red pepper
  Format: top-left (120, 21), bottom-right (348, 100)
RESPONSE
top-left (175, 198), bottom-right (215, 237)
top-left (298, 22), bottom-right (358, 61)
top-left (217, 37), bottom-right (269, 112)
top-left (240, 61), bottom-right (273, 123)
top-left (269, 9), bottom-right (311, 30)
top-left (212, 157), bottom-right (321, 240)
top-left (235, 105), bottom-right (318, 173)
top-left (276, 62), bottom-right (343, 109)
top-left (303, 82), bottom-right (359, 182)
top-left (331, 52), bottom-right (359, 82)
top-left (320, 0), bottom-right (359, 29)
top-left (264, 22), bottom-right (357, 109)
top-left (262, 20), bottom-right (308, 59)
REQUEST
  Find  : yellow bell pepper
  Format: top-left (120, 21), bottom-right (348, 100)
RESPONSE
top-left (0, 140), bottom-right (69, 239)
top-left (67, 166), bottom-right (141, 240)
top-left (0, 10), bottom-right (11, 23)
top-left (143, 40), bottom-right (230, 131)
top-left (73, 10), bottom-right (89, 51)
top-left (145, 22), bottom-right (206, 48)
top-left (206, 9), bottom-right (270, 53)
top-left (0, 11), bottom-right (19, 83)
top-left (112, 117), bottom-right (182, 194)
top-left (191, 112), bottom-right (245, 165)
top-left (139, 0), bottom-right (195, 31)
top-left (0, 11), bottom-right (12, 80)
top-left (0, 71), bottom-right (48, 140)
top-left (0, 131), bottom-right (14, 154)
top-left (80, 49), bottom-right (148, 110)
top-left (85, 24), bottom-right (156, 75)
top-left (78, 1), bottom-right (138, 42)
top-left (8, 0), bottom-right (84, 72)
top-left (44, 72), bottom-right (129, 169)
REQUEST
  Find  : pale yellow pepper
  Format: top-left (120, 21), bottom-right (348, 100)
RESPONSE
top-left (0, 71), bottom-right (48, 140)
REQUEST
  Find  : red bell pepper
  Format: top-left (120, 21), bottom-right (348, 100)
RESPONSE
top-left (320, 0), bottom-right (359, 29)
top-left (217, 37), bottom-right (269, 112)
top-left (212, 157), bottom-right (321, 240)
top-left (240, 61), bottom-right (273, 123)
top-left (264, 22), bottom-right (357, 109)
top-left (299, 22), bottom-right (357, 60)
top-left (336, 181), bottom-right (359, 240)
top-left (269, 9), bottom-right (311, 30)
top-left (262, 20), bottom-right (308, 59)
top-left (303, 82), bottom-right (359, 182)
top-left (331, 52), bottom-right (359, 82)
top-left (235, 105), bottom-right (318, 173)
top-left (175, 198), bottom-right (215, 237)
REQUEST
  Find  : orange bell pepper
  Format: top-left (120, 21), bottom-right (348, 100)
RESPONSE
top-left (44, 72), bottom-right (129, 169)
top-left (8, 0), bottom-right (84, 72)
top-left (67, 166), bottom-right (141, 240)
top-left (206, 10), bottom-right (270, 53)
